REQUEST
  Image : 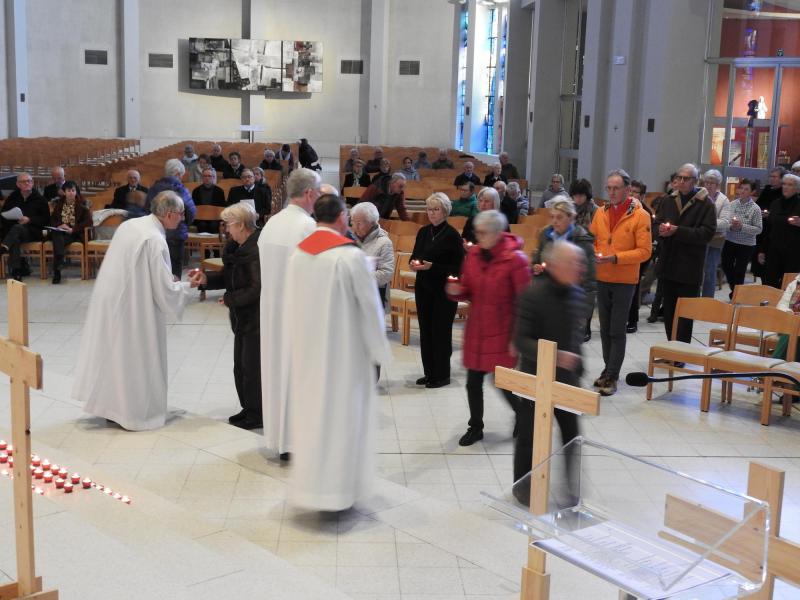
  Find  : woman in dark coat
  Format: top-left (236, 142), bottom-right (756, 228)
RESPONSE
top-left (50, 181), bottom-right (92, 284)
top-left (410, 192), bottom-right (465, 388)
top-left (446, 210), bottom-right (530, 446)
top-left (190, 202), bottom-right (262, 430)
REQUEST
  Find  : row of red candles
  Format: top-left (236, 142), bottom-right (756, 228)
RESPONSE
top-left (0, 440), bottom-right (131, 504)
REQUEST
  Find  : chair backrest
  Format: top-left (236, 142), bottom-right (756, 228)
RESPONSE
top-left (395, 235), bottom-right (416, 253)
top-left (781, 272), bottom-right (798, 291)
top-left (343, 186), bottom-right (365, 201)
top-left (447, 215), bottom-right (467, 231)
top-left (194, 205), bottom-right (225, 221)
top-left (410, 211), bottom-right (430, 226)
top-left (509, 223), bottom-right (539, 236)
top-left (672, 297), bottom-right (735, 341)
top-left (389, 221), bottom-right (421, 236)
top-left (728, 306), bottom-right (800, 360)
top-left (393, 252), bottom-right (412, 288)
top-left (731, 283), bottom-right (784, 308)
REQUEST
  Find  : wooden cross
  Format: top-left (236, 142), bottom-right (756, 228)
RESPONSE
top-left (0, 281), bottom-right (58, 600)
top-left (496, 339), bottom-right (600, 600)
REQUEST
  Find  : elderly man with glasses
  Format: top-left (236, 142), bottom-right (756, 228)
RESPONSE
top-left (0, 173), bottom-right (50, 280)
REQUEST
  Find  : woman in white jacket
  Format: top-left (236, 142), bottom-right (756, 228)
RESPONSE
top-left (350, 201), bottom-right (395, 309)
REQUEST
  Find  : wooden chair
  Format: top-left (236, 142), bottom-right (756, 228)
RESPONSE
top-left (447, 216), bottom-right (467, 231)
top-left (646, 298), bottom-right (733, 402)
top-left (510, 223), bottom-right (540, 237)
top-left (198, 257), bottom-right (224, 301)
top-left (394, 253), bottom-right (416, 291)
top-left (410, 211), bottom-right (430, 226)
top-left (781, 272), bottom-right (798, 290)
top-left (343, 187), bottom-right (366, 203)
top-left (764, 336), bottom-right (800, 425)
top-left (85, 214), bottom-right (125, 277)
top-left (708, 284), bottom-right (784, 353)
top-left (388, 287), bottom-right (415, 345)
top-left (395, 235), bottom-right (416, 254)
top-left (387, 221), bottom-right (420, 236)
top-left (42, 235), bottom-right (88, 280)
top-left (702, 306), bottom-right (800, 417)
top-left (186, 205), bottom-right (225, 259)
top-left (0, 242), bottom-right (45, 279)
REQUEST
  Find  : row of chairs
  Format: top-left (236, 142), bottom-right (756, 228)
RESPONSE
top-left (647, 282), bottom-right (800, 426)
top-left (339, 145), bottom-right (494, 176)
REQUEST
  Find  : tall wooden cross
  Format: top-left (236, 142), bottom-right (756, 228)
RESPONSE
top-left (496, 339), bottom-right (600, 600)
top-left (0, 281), bottom-right (58, 600)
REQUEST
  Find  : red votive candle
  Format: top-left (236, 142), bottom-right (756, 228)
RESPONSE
top-left (31, 455), bottom-right (41, 467)
top-left (41, 459), bottom-right (50, 471)
top-left (447, 275), bottom-right (459, 282)
top-left (63, 482), bottom-right (73, 494)
top-left (6, 444), bottom-right (13, 456)
top-left (0, 452), bottom-right (7, 464)
top-left (34, 468), bottom-right (43, 480)
top-left (34, 487), bottom-right (44, 496)
top-left (0, 440), bottom-right (6, 451)
top-left (58, 468), bottom-right (68, 479)
top-left (82, 478), bottom-right (92, 489)
top-left (71, 473), bottom-right (80, 484)
top-left (113, 493), bottom-right (122, 501)
top-left (54, 478), bottom-right (65, 489)
top-left (43, 472), bottom-right (53, 484)
top-left (51, 464), bottom-right (60, 474)
top-left (121, 496), bottom-right (131, 504)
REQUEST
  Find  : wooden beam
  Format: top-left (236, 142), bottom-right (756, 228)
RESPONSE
top-left (0, 577), bottom-right (42, 600)
top-left (0, 339), bottom-right (41, 389)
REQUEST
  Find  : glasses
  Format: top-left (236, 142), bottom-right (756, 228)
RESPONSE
top-left (458, 187), bottom-right (471, 192)
top-left (19, 179), bottom-right (33, 184)
top-left (674, 175), bottom-right (694, 182)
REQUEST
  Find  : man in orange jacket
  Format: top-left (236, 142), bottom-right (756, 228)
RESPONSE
top-left (589, 169), bottom-right (652, 396)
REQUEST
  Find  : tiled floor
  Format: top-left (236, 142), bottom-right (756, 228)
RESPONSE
top-left (1, 270), bottom-right (799, 599)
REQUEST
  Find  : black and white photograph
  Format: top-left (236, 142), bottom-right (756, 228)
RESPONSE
top-left (188, 37), bottom-right (231, 90)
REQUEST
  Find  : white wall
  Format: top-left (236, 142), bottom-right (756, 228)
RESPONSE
top-left (25, 0), bottom-right (119, 137)
top-left (384, 0), bottom-right (455, 147)
top-left (0, 5), bottom-right (8, 139)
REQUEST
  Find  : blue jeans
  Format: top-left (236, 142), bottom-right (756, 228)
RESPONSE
top-left (702, 246), bottom-right (722, 298)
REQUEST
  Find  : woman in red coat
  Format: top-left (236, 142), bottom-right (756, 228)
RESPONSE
top-left (446, 210), bottom-right (531, 446)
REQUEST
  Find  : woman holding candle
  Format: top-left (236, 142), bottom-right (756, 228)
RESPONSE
top-left (410, 193), bottom-right (465, 388)
top-left (461, 187), bottom-right (510, 244)
top-left (446, 210), bottom-right (531, 445)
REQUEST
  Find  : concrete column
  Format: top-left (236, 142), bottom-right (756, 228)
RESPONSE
top-left (240, 0), bottom-right (252, 140)
top-left (5, 0), bottom-right (28, 137)
top-left (120, 0), bottom-right (140, 137)
top-left (501, 0), bottom-right (533, 178)
top-left (367, 0), bottom-right (390, 144)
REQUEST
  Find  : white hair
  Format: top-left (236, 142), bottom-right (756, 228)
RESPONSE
top-left (477, 186), bottom-right (501, 210)
top-left (541, 239), bottom-right (583, 266)
top-left (221, 201), bottom-right (258, 229)
top-left (474, 209), bottom-right (507, 234)
top-left (677, 163), bottom-right (699, 179)
top-left (164, 158), bottom-right (185, 178)
top-left (792, 161), bottom-right (800, 173)
top-left (507, 181), bottom-right (521, 194)
top-left (350, 201), bottom-right (380, 224)
top-left (702, 169), bottom-right (723, 184)
top-left (425, 192), bottom-right (452, 216)
top-left (150, 190), bottom-right (184, 216)
top-left (783, 173), bottom-right (800, 189)
top-left (286, 167), bottom-right (321, 199)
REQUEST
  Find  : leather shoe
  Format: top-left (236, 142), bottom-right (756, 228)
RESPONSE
top-left (592, 373), bottom-right (607, 388)
top-left (52, 270), bottom-right (61, 284)
top-left (458, 428), bottom-right (483, 446)
top-left (646, 314), bottom-right (658, 323)
top-left (234, 417), bottom-right (263, 430)
top-left (279, 452), bottom-right (291, 462)
top-left (415, 376), bottom-right (429, 386)
top-left (425, 378), bottom-right (450, 389)
top-left (598, 378), bottom-right (618, 397)
top-left (228, 409), bottom-right (248, 424)
top-left (19, 263), bottom-right (31, 277)
top-left (583, 331), bottom-right (592, 342)
top-left (626, 323), bottom-right (637, 333)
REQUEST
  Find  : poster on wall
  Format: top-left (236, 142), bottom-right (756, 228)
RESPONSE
top-left (230, 39), bottom-right (283, 91)
top-left (282, 41), bottom-right (324, 93)
top-left (188, 38), bottom-right (231, 90)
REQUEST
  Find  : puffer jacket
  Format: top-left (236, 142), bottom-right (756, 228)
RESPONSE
top-left (357, 225), bottom-right (395, 288)
top-left (532, 223), bottom-right (597, 296)
top-left (447, 233), bottom-right (531, 372)
top-left (203, 229), bottom-right (261, 334)
top-left (590, 199), bottom-right (652, 284)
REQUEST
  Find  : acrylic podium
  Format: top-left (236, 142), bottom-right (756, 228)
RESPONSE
top-left (483, 437), bottom-right (770, 599)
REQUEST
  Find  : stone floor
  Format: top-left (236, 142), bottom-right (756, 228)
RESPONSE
top-left (0, 269), bottom-right (799, 599)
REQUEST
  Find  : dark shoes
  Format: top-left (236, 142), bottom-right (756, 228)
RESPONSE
top-left (279, 452), bottom-right (291, 462)
top-left (415, 376), bottom-right (429, 386)
top-left (458, 428), bottom-right (484, 446)
top-left (228, 409), bottom-right (248, 424)
top-left (598, 378), bottom-right (618, 396)
top-left (425, 378), bottom-right (451, 389)
top-left (52, 269), bottom-right (62, 284)
top-left (592, 372), bottom-right (608, 388)
top-left (234, 417), bottom-right (263, 430)
top-left (626, 323), bottom-right (638, 333)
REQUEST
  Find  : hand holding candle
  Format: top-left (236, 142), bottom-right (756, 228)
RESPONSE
top-left (658, 222), bottom-right (677, 237)
top-left (445, 275), bottom-right (462, 295)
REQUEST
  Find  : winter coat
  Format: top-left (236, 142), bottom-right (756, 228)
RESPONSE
top-left (590, 200), bottom-right (653, 284)
top-left (357, 225), bottom-right (395, 289)
top-left (448, 233), bottom-right (531, 372)
top-left (145, 176), bottom-right (196, 242)
top-left (533, 224), bottom-right (597, 295)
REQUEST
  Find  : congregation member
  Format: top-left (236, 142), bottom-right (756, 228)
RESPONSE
top-left (191, 168), bottom-right (226, 233)
top-left (483, 163), bottom-right (504, 187)
top-left (400, 156), bottom-right (420, 181)
top-left (259, 168), bottom-right (320, 460)
top-left (364, 147), bottom-right (384, 173)
top-left (499, 151), bottom-right (520, 181)
top-left (298, 138), bottom-right (321, 170)
top-left (462, 187), bottom-right (509, 243)
top-left (410, 193), bottom-right (465, 388)
top-left (414, 151), bottom-right (432, 170)
top-left (700, 169), bottom-right (729, 298)
top-left (343, 148), bottom-right (359, 173)
top-left (342, 160), bottom-right (370, 192)
top-left (541, 173), bottom-right (566, 205)
top-left (626, 179), bottom-right (654, 333)
top-left (277, 143), bottom-right (295, 172)
top-left (371, 158), bottom-right (392, 183)
top-left (180, 144), bottom-right (198, 172)
top-left (513, 241), bottom-right (585, 492)
top-left (431, 148), bottom-right (454, 170)
top-left (590, 169), bottom-right (652, 395)
top-left (73, 191), bottom-right (198, 431)
top-left (146, 159), bottom-right (196, 279)
top-left (252, 167), bottom-right (267, 189)
top-left (350, 201), bottom-right (395, 308)
top-left (49, 181), bottom-right (92, 284)
top-left (451, 181), bottom-right (478, 218)
top-left (191, 203), bottom-right (262, 429)
top-left (189, 154), bottom-right (211, 182)
top-left (109, 170), bottom-right (148, 209)
top-left (758, 173), bottom-right (800, 289)
top-left (124, 190), bottom-right (148, 220)
top-left (284, 193), bottom-right (389, 511)
top-left (446, 210), bottom-right (530, 446)
top-left (720, 179), bottom-right (762, 297)
top-left (260, 148), bottom-right (282, 171)
top-left (209, 143), bottom-right (230, 173)
top-left (42, 166), bottom-right (66, 201)
top-left (0, 173), bottom-right (49, 281)
top-left (646, 173), bottom-right (680, 324)
top-left (654, 163), bottom-right (716, 342)
top-left (506, 181), bottom-right (529, 218)
top-left (532, 199), bottom-right (596, 343)
top-left (228, 169), bottom-right (272, 221)
top-left (453, 162), bottom-right (481, 187)
top-left (493, 180), bottom-right (519, 225)
top-left (753, 167), bottom-right (785, 282)
top-left (224, 151), bottom-right (245, 179)
top-left (793, 160), bottom-right (800, 176)
top-left (570, 178), bottom-right (598, 232)
top-left (359, 172), bottom-right (410, 220)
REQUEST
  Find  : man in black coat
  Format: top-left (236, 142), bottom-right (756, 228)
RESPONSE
top-left (0, 173), bottom-right (50, 280)
top-left (192, 168), bottom-right (227, 233)
top-left (108, 169), bottom-right (149, 209)
top-left (453, 162), bottom-right (481, 187)
top-left (227, 169), bottom-right (271, 221)
top-left (512, 240), bottom-right (585, 495)
top-left (42, 166), bottom-right (66, 201)
top-left (758, 173), bottom-right (800, 289)
top-left (208, 144), bottom-right (230, 174)
top-left (654, 163), bottom-right (716, 343)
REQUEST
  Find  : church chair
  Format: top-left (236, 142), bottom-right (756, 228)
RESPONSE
top-left (395, 253), bottom-right (416, 292)
top-left (186, 205), bottom-right (225, 260)
top-left (343, 187), bottom-right (365, 204)
top-left (521, 235), bottom-right (540, 260)
top-left (707, 284), bottom-right (784, 354)
top-left (703, 306), bottom-right (799, 418)
top-left (42, 236), bottom-right (87, 280)
top-left (389, 288), bottom-right (414, 344)
top-left (388, 221), bottom-right (421, 236)
top-left (447, 216), bottom-right (467, 231)
top-left (509, 223), bottom-right (539, 237)
top-left (526, 212), bottom-right (552, 230)
top-left (763, 339), bottom-right (800, 425)
top-left (198, 257), bottom-right (224, 301)
top-left (646, 297), bottom-right (732, 403)
top-left (410, 211), bottom-right (430, 226)
top-left (781, 272), bottom-right (798, 290)
top-left (404, 181), bottom-right (432, 202)
top-left (395, 235), bottom-right (416, 254)
top-left (85, 214), bottom-right (125, 278)
top-left (0, 242), bottom-right (46, 280)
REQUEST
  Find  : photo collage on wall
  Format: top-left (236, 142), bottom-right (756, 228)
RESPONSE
top-left (189, 38), bottom-right (323, 92)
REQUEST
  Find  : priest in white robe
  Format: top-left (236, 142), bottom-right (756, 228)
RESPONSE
top-left (72, 191), bottom-right (196, 431)
top-left (285, 193), bottom-right (390, 511)
top-left (259, 168), bottom-right (320, 457)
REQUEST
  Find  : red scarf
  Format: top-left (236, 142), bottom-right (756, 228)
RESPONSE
top-left (609, 198), bottom-right (632, 231)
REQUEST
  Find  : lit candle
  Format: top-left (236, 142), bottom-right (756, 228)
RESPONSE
top-left (104, 488), bottom-right (113, 496)
top-left (0, 440), bottom-right (6, 451)
top-left (447, 275), bottom-right (459, 282)
top-left (82, 478), bottom-right (92, 489)
top-left (58, 468), bottom-right (68, 479)
top-left (113, 493), bottom-right (122, 501)
top-left (41, 459), bottom-right (50, 471)
top-left (71, 473), bottom-right (80, 485)
top-left (34, 487), bottom-right (44, 496)
top-left (0, 469), bottom-right (8, 477)
top-left (43, 472), bottom-right (53, 484)
top-left (596, 252), bottom-right (603, 258)
top-left (6, 445), bottom-right (13, 456)
top-left (63, 482), bottom-right (74, 494)
top-left (0, 453), bottom-right (7, 464)
top-left (8, 456), bottom-right (13, 467)
top-left (412, 259), bottom-right (422, 266)
top-left (34, 468), bottom-right (43, 480)
top-left (121, 496), bottom-right (131, 504)
top-left (54, 478), bottom-right (65, 489)
top-left (466, 241), bottom-right (474, 247)
top-left (31, 455), bottom-right (41, 467)
top-left (541, 262), bottom-right (547, 269)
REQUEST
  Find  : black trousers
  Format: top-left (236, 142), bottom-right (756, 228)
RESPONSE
top-left (50, 231), bottom-right (82, 268)
top-left (661, 279), bottom-right (700, 342)
top-left (3, 224), bottom-right (41, 271)
top-left (764, 246), bottom-right (800, 290)
top-left (233, 330), bottom-right (262, 417)
top-left (513, 398), bottom-right (580, 483)
top-left (721, 241), bottom-right (755, 296)
top-left (166, 238), bottom-right (185, 279)
top-left (466, 369), bottom-right (518, 431)
top-left (627, 260), bottom-right (649, 326)
top-left (416, 286), bottom-right (457, 381)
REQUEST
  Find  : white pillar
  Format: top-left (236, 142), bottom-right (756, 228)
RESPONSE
top-left (501, 0), bottom-right (533, 177)
top-left (121, 0), bottom-right (140, 137)
top-left (5, 0), bottom-right (28, 137)
top-left (367, 0), bottom-right (390, 144)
